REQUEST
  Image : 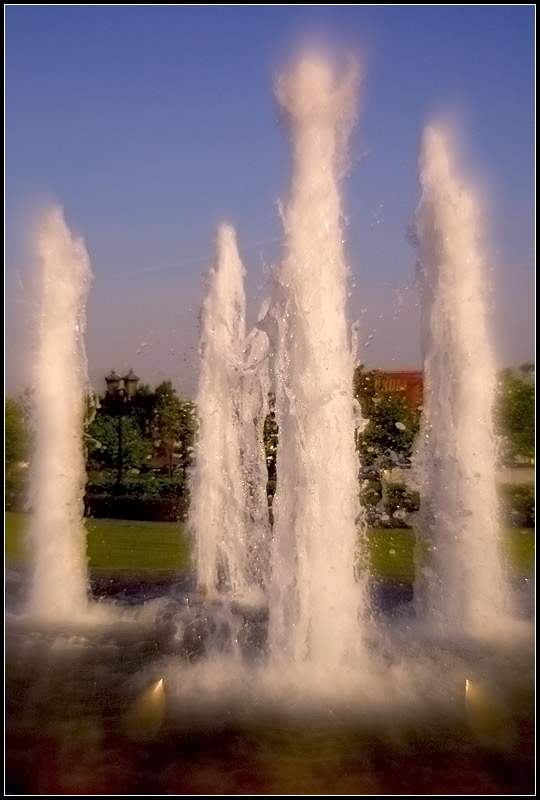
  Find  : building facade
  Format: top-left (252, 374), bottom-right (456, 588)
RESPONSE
top-left (371, 371), bottom-right (423, 409)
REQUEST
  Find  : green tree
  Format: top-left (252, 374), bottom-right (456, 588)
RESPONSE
top-left (5, 398), bottom-right (31, 509)
top-left (176, 400), bottom-right (197, 482)
top-left (152, 381), bottom-right (196, 478)
top-left (352, 364), bottom-right (378, 418)
top-left (494, 365), bottom-right (535, 463)
top-left (353, 366), bottom-right (421, 477)
top-left (355, 392), bottom-right (420, 477)
top-left (86, 406), bottom-right (151, 474)
top-left (126, 382), bottom-right (156, 440)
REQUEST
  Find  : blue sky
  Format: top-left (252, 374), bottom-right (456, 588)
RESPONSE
top-left (5, 5), bottom-right (535, 399)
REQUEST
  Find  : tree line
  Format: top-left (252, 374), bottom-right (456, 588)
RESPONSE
top-left (85, 380), bottom-right (196, 481)
top-left (5, 365), bottom-right (535, 524)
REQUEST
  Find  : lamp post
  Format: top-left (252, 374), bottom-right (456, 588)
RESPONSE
top-left (105, 369), bottom-right (140, 485)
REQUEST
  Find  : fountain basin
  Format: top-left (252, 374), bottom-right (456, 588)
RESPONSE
top-left (6, 568), bottom-right (534, 795)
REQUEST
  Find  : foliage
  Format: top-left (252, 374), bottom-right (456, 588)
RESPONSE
top-left (360, 477), bottom-right (534, 531)
top-left (85, 380), bottom-right (195, 517)
top-left (83, 391), bottom-right (103, 460)
top-left (4, 399), bottom-right (31, 510)
top-left (494, 365), bottom-right (535, 463)
top-left (498, 482), bottom-right (535, 528)
top-left (360, 479), bottom-right (420, 528)
top-left (359, 479), bottom-right (382, 509)
top-left (86, 473), bottom-right (186, 497)
top-left (127, 382), bottom-right (157, 439)
top-left (383, 482), bottom-right (421, 523)
top-left (151, 381), bottom-right (196, 478)
top-left (85, 493), bottom-right (188, 522)
top-left (86, 380), bottom-right (195, 481)
top-left (86, 412), bottom-right (151, 473)
top-left (85, 472), bottom-right (190, 520)
top-left (5, 398), bottom-right (30, 465)
top-left (352, 366), bottom-right (379, 418)
top-left (353, 366), bottom-right (421, 478)
top-left (355, 392), bottom-right (420, 476)
top-left (263, 392), bottom-right (279, 509)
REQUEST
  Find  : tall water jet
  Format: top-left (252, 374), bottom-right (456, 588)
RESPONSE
top-left (411, 125), bottom-right (508, 635)
top-left (266, 53), bottom-right (370, 670)
top-left (25, 206), bottom-right (94, 621)
top-left (190, 224), bottom-right (270, 601)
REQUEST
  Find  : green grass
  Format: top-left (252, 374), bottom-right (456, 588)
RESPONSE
top-left (365, 527), bottom-right (535, 580)
top-left (366, 528), bottom-right (418, 580)
top-left (5, 512), bottom-right (192, 574)
top-left (5, 511), bottom-right (535, 581)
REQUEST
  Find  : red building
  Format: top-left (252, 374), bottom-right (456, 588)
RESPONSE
top-left (372, 370), bottom-right (423, 409)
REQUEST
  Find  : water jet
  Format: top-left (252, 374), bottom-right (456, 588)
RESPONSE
top-left (5, 52), bottom-right (534, 795)
top-left (412, 124), bottom-right (512, 638)
top-left (25, 206), bottom-right (93, 621)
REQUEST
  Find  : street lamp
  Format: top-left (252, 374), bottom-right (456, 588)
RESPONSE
top-left (104, 369), bottom-right (140, 484)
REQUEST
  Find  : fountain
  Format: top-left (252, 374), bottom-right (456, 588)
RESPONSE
top-left (264, 54), bottom-right (371, 672)
top-left (25, 206), bottom-right (93, 621)
top-left (411, 125), bottom-right (511, 637)
top-left (5, 51), bottom-right (534, 795)
top-left (189, 223), bottom-right (270, 603)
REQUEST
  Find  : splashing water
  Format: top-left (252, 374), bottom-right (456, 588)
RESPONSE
top-left (189, 224), bottom-right (270, 604)
top-left (25, 206), bottom-right (94, 621)
top-left (189, 54), bottom-right (372, 676)
top-left (264, 54), bottom-right (370, 671)
top-left (411, 125), bottom-right (509, 636)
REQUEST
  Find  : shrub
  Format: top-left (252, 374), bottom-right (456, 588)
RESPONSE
top-left (85, 473), bottom-right (190, 521)
top-left (84, 493), bottom-right (188, 522)
top-left (359, 479), bottom-right (535, 530)
top-left (5, 467), bottom-right (28, 512)
top-left (383, 482), bottom-right (421, 527)
top-left (360, 479), bottom-right (383, 508)
top-left (498, 483), bottom-right (535, 528)
top-left (86, 473), bottom-right (186, 497)
top-left (358, 479), bottom-right (420, 528)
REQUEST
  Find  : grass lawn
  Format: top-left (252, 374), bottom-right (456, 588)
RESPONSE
top-left (5, 512), bottom-right (192, 575)
top-left (365, 527), bottom-right (535, 580)
top-left (4, 511), bottom-right (535, 581)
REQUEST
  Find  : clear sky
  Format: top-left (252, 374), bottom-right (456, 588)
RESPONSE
top-left (5, 5), bottom-right (535, 400)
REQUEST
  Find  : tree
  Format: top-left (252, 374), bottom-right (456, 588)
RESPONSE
top-left (353, 366), bottom-right (421, 478)
top-left (355, 392), bottom-right (420, 477)
top-left (86, 384), bottom-right (153, 476)
top-left (151, 381), bottom-right (196, 478)
top-left (126, 382), bottom-right (156, 440)
top-left (86, 411), bottom-right (151, 474)
top-left (176, 400), bottom-right (197, 482)
top-left (494, 365), bottom-right (535, 464)
top-left (86, 380), bottom-right (196, 484)
top-left (352, 365), bottom-right (378, 418)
